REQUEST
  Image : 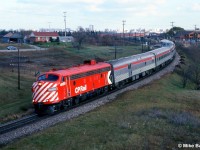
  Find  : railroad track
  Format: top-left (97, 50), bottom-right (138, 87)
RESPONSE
top-left (0, 114), bottom-right (41, 134)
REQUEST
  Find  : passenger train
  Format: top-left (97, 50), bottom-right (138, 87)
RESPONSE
top-left (32, 39), bottom-right (176, 114)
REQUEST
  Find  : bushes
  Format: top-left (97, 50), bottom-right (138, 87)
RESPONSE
top-left (176, 45), bottom-right (200, 89)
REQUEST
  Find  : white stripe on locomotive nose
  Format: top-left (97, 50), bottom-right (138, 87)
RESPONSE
top-left (52, 83), bottom-right (57, 87)
top-left (40, 83), bottom-right (57, 101)
top-left (33, 82), bottom-right (37, 88)
top-left (35, 83), bottom-right (53, 102)
top-left (34, 83), bottom-right (47, 100)
top-left (35, 83), bottom-right (52, 101)
top-left (33, 83), bottom-right (45, 99)
top-left (33, 82), bottom-right (49, 99)
top-left (50, 92), bottom-right (58, 102)
top-left (45, 91), bottom-right (56, 100)
top-left (38, 92), bottom-right (49, 103)
top-left (33, 86), bottom-right (39, 99)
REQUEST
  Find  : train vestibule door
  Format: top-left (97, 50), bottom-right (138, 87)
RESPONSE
top-left (66, 76), bottom-right (71, 98)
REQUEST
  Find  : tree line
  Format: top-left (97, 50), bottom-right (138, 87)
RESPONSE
top-left (176, 44), bottom-right (200, 90)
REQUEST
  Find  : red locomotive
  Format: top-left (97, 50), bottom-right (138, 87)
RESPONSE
top-left (32, 39), bottom-right (176, 114)
top-left (32, 60), bottom-right (112, 114)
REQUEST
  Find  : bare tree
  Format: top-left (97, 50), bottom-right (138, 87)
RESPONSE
top-left (72, 27), bottom-right (86, 50)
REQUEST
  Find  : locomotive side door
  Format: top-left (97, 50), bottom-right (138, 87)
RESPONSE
top-left (66, 76), bottom-right (71, 98)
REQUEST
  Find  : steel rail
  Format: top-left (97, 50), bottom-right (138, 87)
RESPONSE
top-left (0, 114), bottom-right (40, 134)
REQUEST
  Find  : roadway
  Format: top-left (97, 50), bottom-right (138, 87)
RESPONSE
top-left (0, 45), bottom-right (47, 52)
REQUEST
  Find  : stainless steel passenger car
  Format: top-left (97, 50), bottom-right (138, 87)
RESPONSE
top-left (150, 40), bottom-right (175, 67)
top-left (108, 52), bottom-right (155, 86)
top-left (108, 39), bottom-right (175, 87)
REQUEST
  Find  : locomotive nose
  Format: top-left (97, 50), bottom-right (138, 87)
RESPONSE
top-left (32, 81), bottom-right (58, 103)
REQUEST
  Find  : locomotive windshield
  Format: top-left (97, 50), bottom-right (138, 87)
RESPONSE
top-left (38, 74), bottom-right (59, 81)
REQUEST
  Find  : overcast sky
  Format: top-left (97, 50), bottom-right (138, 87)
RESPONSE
top-left (0, 0), bottom-right (200, 31)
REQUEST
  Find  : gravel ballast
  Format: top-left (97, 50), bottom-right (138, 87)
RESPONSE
top-left (0, 53), bottom-right (180, 146)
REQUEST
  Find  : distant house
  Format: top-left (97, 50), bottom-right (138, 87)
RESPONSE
top-left (2, 32), bottom-right (12, 43)
top-left (29, 32), bottom-right (59, 43)
top-left (174, 31), bottom-right (191, 41)
top-left (187, 31), bottom-right (200, 40)
top-left (174, 30), bottom-right (200, 41)
top-left (11, 33), bottom-right (23, 43)
top-left (2, 32), bottom-right (23, 43)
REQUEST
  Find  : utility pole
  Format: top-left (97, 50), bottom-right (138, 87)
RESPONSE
top-left (48, 22), bottom-right (51, 31)
top-left (63, 12), bottom-right (67, 37)
top-left (194, 25), bottom-right (197, 43)
top-left (135, 32), bottom-right (136, 43)
top-left (122, 20), bottom-right (126, 46)
top-left (114, 44), bottom-right (117, 59)
top-left (170, 21), bottom-right (175, 38)
top-left (170, 21), bottom-right (174, 28)
top-left (17, 32), bottom-right (22, 90)
top-left (109, 41), bottom-right (123, 59)
top-left (17, 48), bottom-right (20, 90)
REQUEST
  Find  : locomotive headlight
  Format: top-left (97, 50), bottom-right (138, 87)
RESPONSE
top-left (48, 87), bottom-right (57, 92)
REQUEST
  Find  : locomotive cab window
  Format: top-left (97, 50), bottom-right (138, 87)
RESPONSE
top-left (38, 74), bottom-right (59, 82)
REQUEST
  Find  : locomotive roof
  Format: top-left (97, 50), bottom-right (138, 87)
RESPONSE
top-left (47, 61), bottom-right (110, 76)
top-left (108, 51), bottom-right (154, 67)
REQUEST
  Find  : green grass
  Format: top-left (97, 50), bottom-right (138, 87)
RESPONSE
top-left (64, 44), bottom-right (141, 61)
top-left (2, 72), bottom-right (200, 150)
top-left (0, 70), bottom-right (34, 122)
top-left (35, 42), bottom-right (142, 61)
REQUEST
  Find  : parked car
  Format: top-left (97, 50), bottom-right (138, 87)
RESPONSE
top-left (7, 46), bottom-right (17, 50)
